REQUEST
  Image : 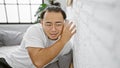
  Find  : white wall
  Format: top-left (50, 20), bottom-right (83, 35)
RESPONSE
top-left (66, 0), bottom-right (120, 68)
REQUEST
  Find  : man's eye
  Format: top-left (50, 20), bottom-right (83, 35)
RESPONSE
top-left (46, 24), bottom-right (52, 26)
top-left (56, 23), bottom-right (62, 26)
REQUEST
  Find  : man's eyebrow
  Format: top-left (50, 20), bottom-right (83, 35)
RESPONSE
top-left (45, 22), bottom-right (51, 23)
top-left (55, 21), bottom-right (62, 23)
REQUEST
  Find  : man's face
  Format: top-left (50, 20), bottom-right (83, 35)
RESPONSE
top-left (41, 11), bottom-right (64, 40)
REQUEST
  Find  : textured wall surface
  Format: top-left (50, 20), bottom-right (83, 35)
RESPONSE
top-left (66, 0), bottom-right (120, 68)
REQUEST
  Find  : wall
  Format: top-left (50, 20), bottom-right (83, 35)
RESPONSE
top-left (66, 0), bottom-right (120, 68)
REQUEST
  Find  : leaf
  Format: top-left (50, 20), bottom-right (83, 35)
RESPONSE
top-left (34, 3), bottom-right (48, 17)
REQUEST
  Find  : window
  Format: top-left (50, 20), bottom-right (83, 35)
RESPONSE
top-left (0, 0), bottom-right (43, 24)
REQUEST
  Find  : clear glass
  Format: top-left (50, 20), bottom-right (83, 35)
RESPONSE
top-left (31, 0), bottom-right (42, 4)
top-left (0, 5), bottom-right (7, 23)
top-left (0, 0), bottom-right (4, 3)
top-left (31, 5), bottom-right (40, 23)
top-left (19, 5), bottom-right (31, 23)
top-left (0, 0), bottom-right (42, 23)
top-left (18, 0), bottom-right (29, 4)
top-left (6, 5), bottom-right (19, 23)
top-left (5, 0), bottom-right (17, 4)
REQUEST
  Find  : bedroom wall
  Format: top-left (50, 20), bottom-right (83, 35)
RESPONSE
top-left (66, 0), bottom-right (120, 68)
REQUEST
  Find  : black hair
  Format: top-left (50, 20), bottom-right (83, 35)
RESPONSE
top-left (51, 2), bottom-right (61, 7)
top-left (40, 5), bottom-right (66, 20)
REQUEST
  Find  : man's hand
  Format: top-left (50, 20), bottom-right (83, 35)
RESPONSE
top-left (61, 20), bottom-right (76, 42)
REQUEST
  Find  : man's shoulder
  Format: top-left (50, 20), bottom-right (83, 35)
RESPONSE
top-left (26, 23), bottom-right (42, 32)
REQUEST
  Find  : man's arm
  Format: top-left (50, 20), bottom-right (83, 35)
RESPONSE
top-left (70, 63), bottom-right (73, 68)
top-left (27, 22), bottom-right (76, 68)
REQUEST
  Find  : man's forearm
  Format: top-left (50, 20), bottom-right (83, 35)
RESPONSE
top-left (70, 63), bottom-right (73, 68)
top-left (32, 39), bottom-right (67, 68)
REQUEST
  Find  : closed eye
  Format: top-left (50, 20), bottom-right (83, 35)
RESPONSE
top-left (45, 22), bottom-right (52, 26)
top-left (56, 23), bottom-right (62, 26)
top-left (56, 21), bottom-right (63, 26)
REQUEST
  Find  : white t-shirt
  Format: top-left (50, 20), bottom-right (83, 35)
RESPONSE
top-left (5, 23), bottom-right (73, 68)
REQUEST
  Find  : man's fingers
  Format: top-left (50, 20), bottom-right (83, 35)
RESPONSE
top-left (70, 24), bottom-right (76, 34)
top-left (64, 20), bottom-right (76, 34)
top-left (71, 28), bottom-right (76, 35)
top-left (63, 20), bottom-right (69, 30)
top-left (69, 22), bottom-right (75, 30)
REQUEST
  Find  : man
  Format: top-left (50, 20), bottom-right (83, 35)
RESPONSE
top-left (0, 5), bottom-right (76, 68)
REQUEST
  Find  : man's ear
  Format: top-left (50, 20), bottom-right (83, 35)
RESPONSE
top-left (40, 19), bottom-right (43, 24)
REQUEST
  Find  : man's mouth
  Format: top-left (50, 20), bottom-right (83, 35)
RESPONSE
top-left (50, 33), bottom-right (58, 37)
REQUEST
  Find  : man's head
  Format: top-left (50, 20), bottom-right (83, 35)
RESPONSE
top-left (40, 6), bottom-right (66, 40)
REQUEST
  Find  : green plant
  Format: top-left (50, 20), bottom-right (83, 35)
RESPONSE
top-left (34, 3), bottom-right (48, 23)
top-left (34, 0), bottom-right (55, 23)
top-left (34, 4), bottom-right (47, 17)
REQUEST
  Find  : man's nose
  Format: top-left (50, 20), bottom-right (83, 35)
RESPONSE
top-left (51, 25), bottom-right (56, 31)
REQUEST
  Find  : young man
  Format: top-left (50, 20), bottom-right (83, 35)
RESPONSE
top-left (0, 6), bottom-right (76, 68)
